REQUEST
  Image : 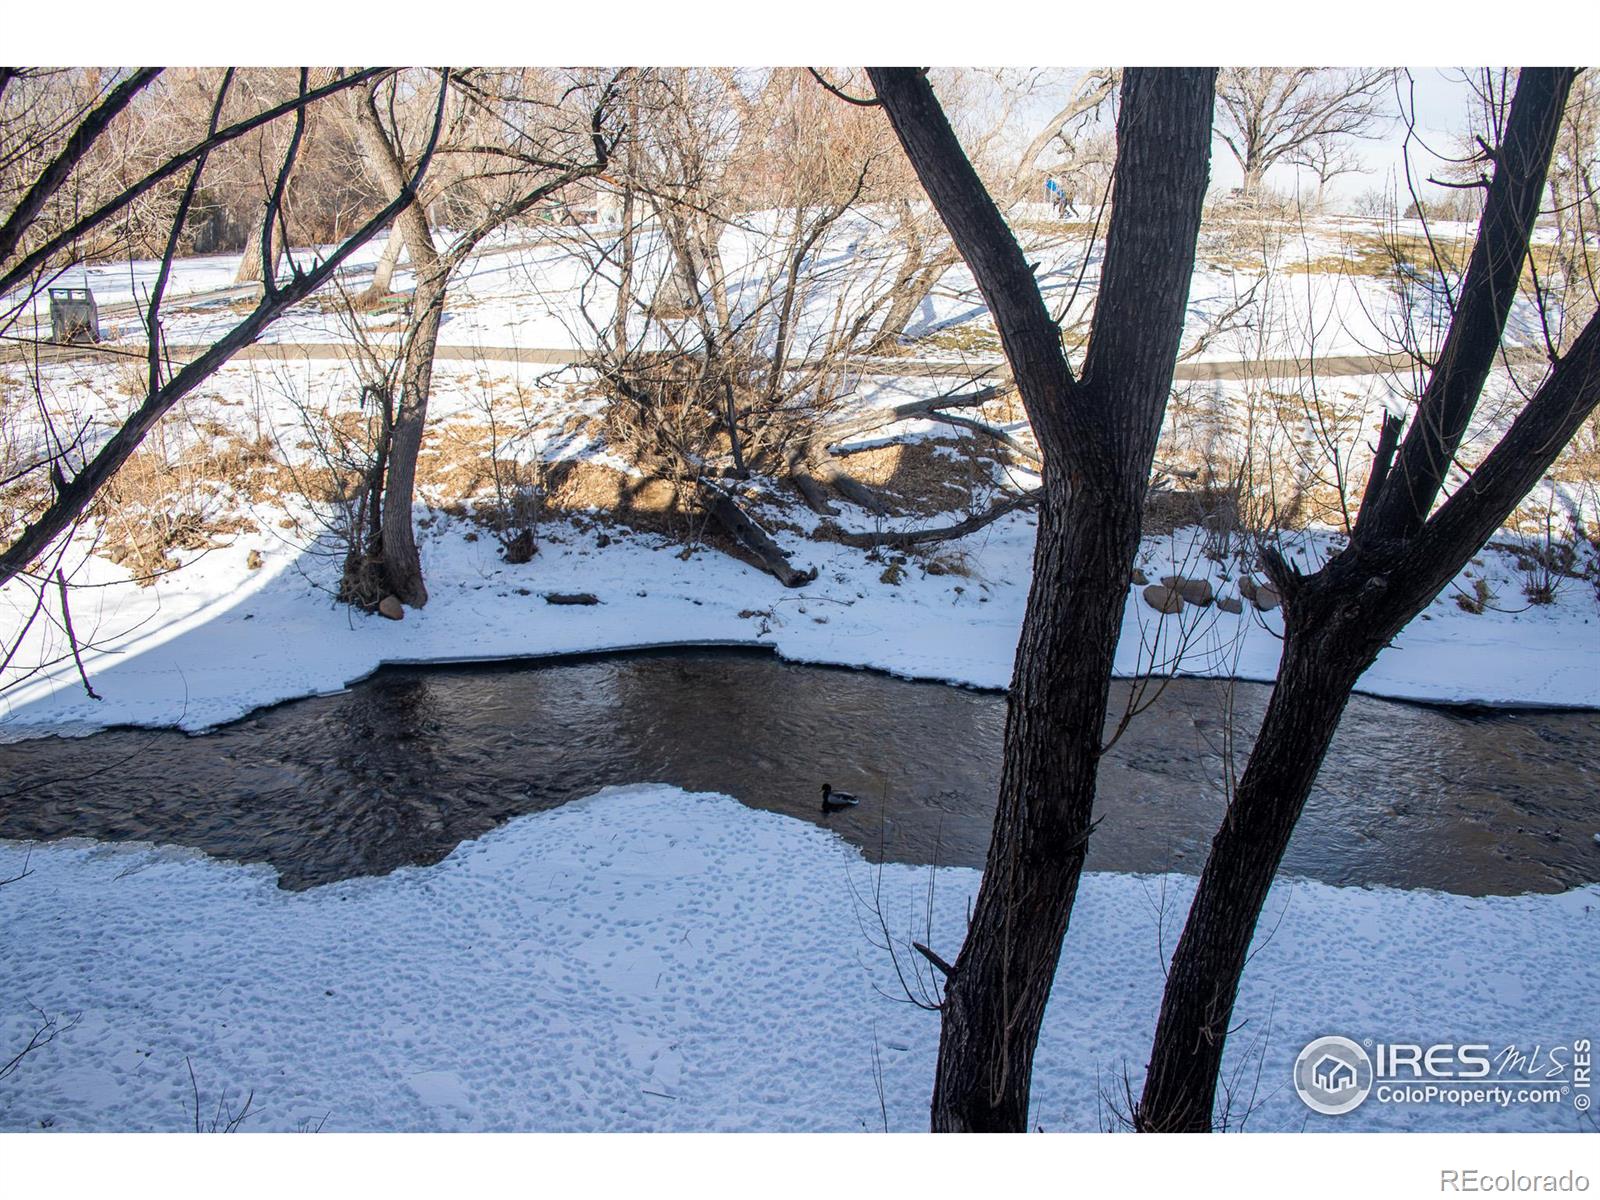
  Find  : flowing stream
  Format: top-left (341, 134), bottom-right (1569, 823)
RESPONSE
top-left (1, 648), bottom-right (1595, 894)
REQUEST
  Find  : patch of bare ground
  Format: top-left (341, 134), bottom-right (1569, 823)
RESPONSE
top-left (914, 322), bottom-right (1002, 356)
top-left (834, 438), bottom-right (1016, 517)
top-left (90, 433), bottom-right (272, 580)
top-left (415, 411), bottom-right (695, 540)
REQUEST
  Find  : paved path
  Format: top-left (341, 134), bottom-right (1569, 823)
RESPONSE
top-left (4, 334), bottom-right (1489, 383)
top-left (2, 270), bottom-right (1542, 381)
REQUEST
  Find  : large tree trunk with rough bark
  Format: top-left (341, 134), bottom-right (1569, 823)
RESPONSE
top-left (1135, 607), bottom-right (1372, 1130)
top-left (1134, 67), bottom-right (1593, 1133)
top-left (233, 216), bottom-right (286, 285)
top-left (350, 84), bottom-right (449, 608)
top-left (928, 482), bottom-right (1152, 1130)
top-left (869, 65), bottom-right (1217, 1133)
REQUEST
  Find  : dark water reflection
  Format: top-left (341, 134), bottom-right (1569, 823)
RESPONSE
top-left (0, 648), bottom-right (1595, 894)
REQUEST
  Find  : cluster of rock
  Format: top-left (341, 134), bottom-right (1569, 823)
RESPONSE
top-left (1132, 568), bottom-right (1280, 616)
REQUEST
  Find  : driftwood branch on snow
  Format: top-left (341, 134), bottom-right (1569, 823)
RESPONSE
top-left (698, 480), bottom-right (818, 587)
top-left (826, 487), bottom-right (1042, 550)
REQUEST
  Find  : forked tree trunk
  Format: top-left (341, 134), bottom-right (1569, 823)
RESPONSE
top-left (345, 73), bottom-right (612, 607)
top-left (350, 85), bottom-right (448, 608)
top-left (1137, 313), bottom-right (1600, 1134)
top-left (869, 66), bottom-right (1217, 1133)
top-left (1134, 67), bottom-right (1589, 1133)
top-left (377, 267), bottom-right (445, 606)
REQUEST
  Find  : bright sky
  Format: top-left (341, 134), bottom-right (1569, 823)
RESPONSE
top-left (7, 0), bottom-right (1591, 216)
top-left (1275, 69), bottom-right (1481, 206)
top-left (995, 67), bottom-right (1487, 211)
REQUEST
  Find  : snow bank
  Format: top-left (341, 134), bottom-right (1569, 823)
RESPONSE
top-left (2, 784), bottom-right (1594, 1132)
top-left (2, 508), bottom-right (1595, 740)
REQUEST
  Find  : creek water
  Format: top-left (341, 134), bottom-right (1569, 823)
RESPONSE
top-left (0, 648), bottom-right (1595, 894)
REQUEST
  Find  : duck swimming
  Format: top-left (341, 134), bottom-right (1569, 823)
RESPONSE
top-left (821, 783), bottom-right (860, 813)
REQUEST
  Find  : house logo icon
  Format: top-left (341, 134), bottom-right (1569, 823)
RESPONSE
top-left (1313, 1054), bottom-right (1357, 1093)
top-left (1294, 1036), bottom-right (1374, 1115)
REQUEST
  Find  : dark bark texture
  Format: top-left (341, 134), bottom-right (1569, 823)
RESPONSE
top-left (1135, 67), bottom-right (1597, 1133)
top-left (869, 66), bottom-right (1217, 1132)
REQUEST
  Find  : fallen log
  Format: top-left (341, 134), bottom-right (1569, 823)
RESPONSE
top-left (783, 446), bottom-right (842, 516)
top-left (818, 382), bottom-right (1015, 449)
top-left (826, 487), bottom-right (1042, 550)
top-left (698, 480), bottom-right (817, 588)
top-left (923, 412), bottom-right (1039, 463)
top-left (806, 454), bottom-right (889, 514)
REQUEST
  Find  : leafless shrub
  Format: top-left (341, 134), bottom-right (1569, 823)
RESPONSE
top-left (185, 1056), bottom-right (256, 1133)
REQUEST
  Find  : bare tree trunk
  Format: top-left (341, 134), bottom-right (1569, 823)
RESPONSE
top-left (350, 85), bottom-right (448, 608)
top-left (1138, 319), bottom-right (1600, 1134)
top-left (233, 216), bottom-right (286, 285)
top-left (1134, 67), bottom-right (1588, 1134)
top-left (1136, 616), bottom-right (1368, 1130)
top-left (928, 484), bottom-right (1148, 1130)
top-left (869, 66), bottom-right (1217, 1133)
top-left (361, 222), bottom-right (405, 303)
top-left (0, 72), bottom-right (449, 592)
top-left (609, 182), bottom-right (635, 355)
top-left (698, 481), bottom-right (816, 586)
top-left (377, 269), bottom-right (445, 606)
top-left (865, 253), bottom-right (957, 355)
top-left (341, 71), bottom-right (615, 607)
top-left (1240, 159), bottom-right (1266, 195)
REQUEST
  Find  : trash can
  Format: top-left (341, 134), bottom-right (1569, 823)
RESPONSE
top-left (49, 287), bottom-right (100, 344)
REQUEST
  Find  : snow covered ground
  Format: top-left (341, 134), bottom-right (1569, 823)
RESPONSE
top-left (2, 490), bottom-right (1595, 739)
top-left (7, 213), bottom-right (1595, 742)
top-left (4, 217), bottom-right (1597, 1136)
top-left (2, 784), bottom-right (1594, 1133)
top-left (9, 211), bottom-right (1531, 363)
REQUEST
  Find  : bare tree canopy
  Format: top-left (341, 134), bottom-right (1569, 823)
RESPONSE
top-left (1216, 67), bottom-right (1395, 193)
top-left (0, 67), bottom-right (447, 593)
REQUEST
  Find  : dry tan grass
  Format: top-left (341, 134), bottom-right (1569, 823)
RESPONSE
top-left (545, 461), bottom-right (680, 517)
top-left (837, 438), bottom-right (1011, 517)
top-left (915, 323), bottom-right (1002, 355)
top-left (90, 435), bottom-right (271, 580)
